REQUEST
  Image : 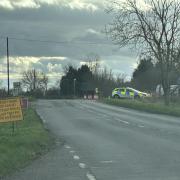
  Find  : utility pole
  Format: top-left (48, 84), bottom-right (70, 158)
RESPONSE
top-left (7, 37), bottom-right (10, 95)
top-left (7, 37), bottom-right (15, 132)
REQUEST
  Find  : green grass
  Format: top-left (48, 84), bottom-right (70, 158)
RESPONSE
top-left (0, 108), bottom-right (54, 178)
top-left (100, 98), bottom-right (180, 117)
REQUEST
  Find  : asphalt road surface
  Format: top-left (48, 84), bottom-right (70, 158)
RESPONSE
top-left (7, 100), bottom-right (180, 180)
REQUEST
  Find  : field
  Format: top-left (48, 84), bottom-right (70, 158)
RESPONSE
top-left (0, 108), bottom-right (54, 178)
top-left (101, 98), bottom-right (180, 117)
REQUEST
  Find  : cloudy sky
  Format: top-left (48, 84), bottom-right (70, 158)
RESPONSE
top-left (0, 0), bottom-right (138, 88)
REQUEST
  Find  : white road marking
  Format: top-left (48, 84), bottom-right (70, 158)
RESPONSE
top-left (65, 145), bottom-right (71, 149)
top-left (38, 114), bottom-right (46, 123)
top-left (114, 119), bottom-right (130, 124)
top-left (100, 160), bottom-right (113, 163)
top-left (73, 155), bottom-right (80, 160)
top-left (118, 120), bottom-right (130, 124)
top-left (70, 150), bottom-right (75, 153)
top-left (138, 125), bottom-right (145, 128)
top-left (79, 163), bottom-right (86, 169)
top-left (86, 172), bottom-right (96, 180)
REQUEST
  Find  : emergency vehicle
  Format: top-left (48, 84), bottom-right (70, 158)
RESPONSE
top-left (112, 87), bottom-right (150, 99)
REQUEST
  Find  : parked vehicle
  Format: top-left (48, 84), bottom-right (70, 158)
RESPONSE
top-left (112, 87), bottom-right (150, 99)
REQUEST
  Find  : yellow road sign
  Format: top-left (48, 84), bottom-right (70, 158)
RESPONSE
top-left (0, 98), bottom-right (23, 123)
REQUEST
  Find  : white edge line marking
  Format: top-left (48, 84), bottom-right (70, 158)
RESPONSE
top-left (86, 172), bottom-right (96, 180)
top-left (37, 113), bottom-right (46, 123)
top-left (100, 160), bottom-right (113, 163)
top-left (73, 155), bottom-right (80, 160)
top-left (79, 163), bottom-right (86, 169)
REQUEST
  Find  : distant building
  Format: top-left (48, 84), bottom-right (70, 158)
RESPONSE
top-left (156, 84), bottom-right (180, 96)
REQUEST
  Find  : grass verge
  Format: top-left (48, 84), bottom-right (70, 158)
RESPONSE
top-left (100, 98), bottom-right (180, 117)
top-left (0, 108), bottom-right (54, 178)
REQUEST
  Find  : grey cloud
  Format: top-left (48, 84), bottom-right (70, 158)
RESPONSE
top-left (0, 5), bottom-right (113, 59)
top-left (29, 56), bottom-right (82, 75)
top-left (0, 5), bottom-right (110, 26)
top-left (0, 1), bottom-right (137, 86)
top-left (0, 0), bottom-right (105, 11)
top-left (101, 54), bottom-right (138, 76)
top-left (74, 29), bottom-right (108, 44)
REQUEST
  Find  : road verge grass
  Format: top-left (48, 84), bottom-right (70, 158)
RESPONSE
top-left (100, 98), bottom-right (180, 117)
top-left (0, 108), bottom-right (54, 178)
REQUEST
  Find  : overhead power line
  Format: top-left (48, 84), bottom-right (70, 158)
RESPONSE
top-left (0, 36), bottom-right (111, 46)
top-left (4, 37), bottom-right (69, 44)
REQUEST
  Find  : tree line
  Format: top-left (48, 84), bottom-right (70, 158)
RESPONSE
top-left (0, 54), bottom-right (179, 100)
top-left (106, 0), bottom-right (180, 105)
top-left (18, 54), bottom-right (179, 99)
top-left (18, 65), bottom-right (128, 98)
top-left (60, 64), bottom-right (128, 98)
top-left (132, 57), bottom-right (180, 92)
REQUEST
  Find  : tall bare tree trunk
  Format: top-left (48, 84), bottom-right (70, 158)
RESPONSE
top-left (164, 88), bottom-right (170, 106)
top-left (162, 73), bottom-right (170, 106)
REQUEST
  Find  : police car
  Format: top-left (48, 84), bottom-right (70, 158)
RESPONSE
top-left (112, 87), bottom-right (150, 99)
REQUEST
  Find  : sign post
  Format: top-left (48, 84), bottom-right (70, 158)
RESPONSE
top-left (0, 97), bottom-right (23, 133)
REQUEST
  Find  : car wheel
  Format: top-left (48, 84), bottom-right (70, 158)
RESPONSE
top-left (134, 95), bottom-right (140, 99)
top-left (114, 95), bottom-right (119, 99)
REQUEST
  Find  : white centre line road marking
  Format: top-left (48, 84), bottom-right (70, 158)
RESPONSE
top-left (79, 163), bottom-right (86, 169)
top-left (86, 172), bottom-right (96, 180)
top-left (65, 145), bottom-right (71, 149)
top-left (100, 160), bottom-right (113, 163)
top-left (138, 125), bottom-right (145, 128)
top-left (70, 150), bottom-right (75, 154)
top-left (122, 121), bottom-right (130, 124)
top-left (73, 155), bottom-right (80, 160)
top-left (118, 120), bottom-right (130, 124)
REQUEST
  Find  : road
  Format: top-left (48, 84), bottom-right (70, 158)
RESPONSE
top-left (7, 100), bottom-right (180, 180)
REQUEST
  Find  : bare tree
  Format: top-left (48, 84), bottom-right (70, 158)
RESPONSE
top-left (21, 69), bottom-right (48, 93)
top-left (116, 73), bottom-right (127, 85)
top-left (106, 0), bottom-right (180, 105)
top-left (83, 53), bottom-right (101, 74)
top-left (38, 72), bottom-right (48, 94)
top-left (22, 70), bottom-right (34, 91)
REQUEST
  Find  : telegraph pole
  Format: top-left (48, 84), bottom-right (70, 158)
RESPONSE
top-left (7, 37), bottom-right (10, 95)
top-left (7, 37), bottom-right (15, 133)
